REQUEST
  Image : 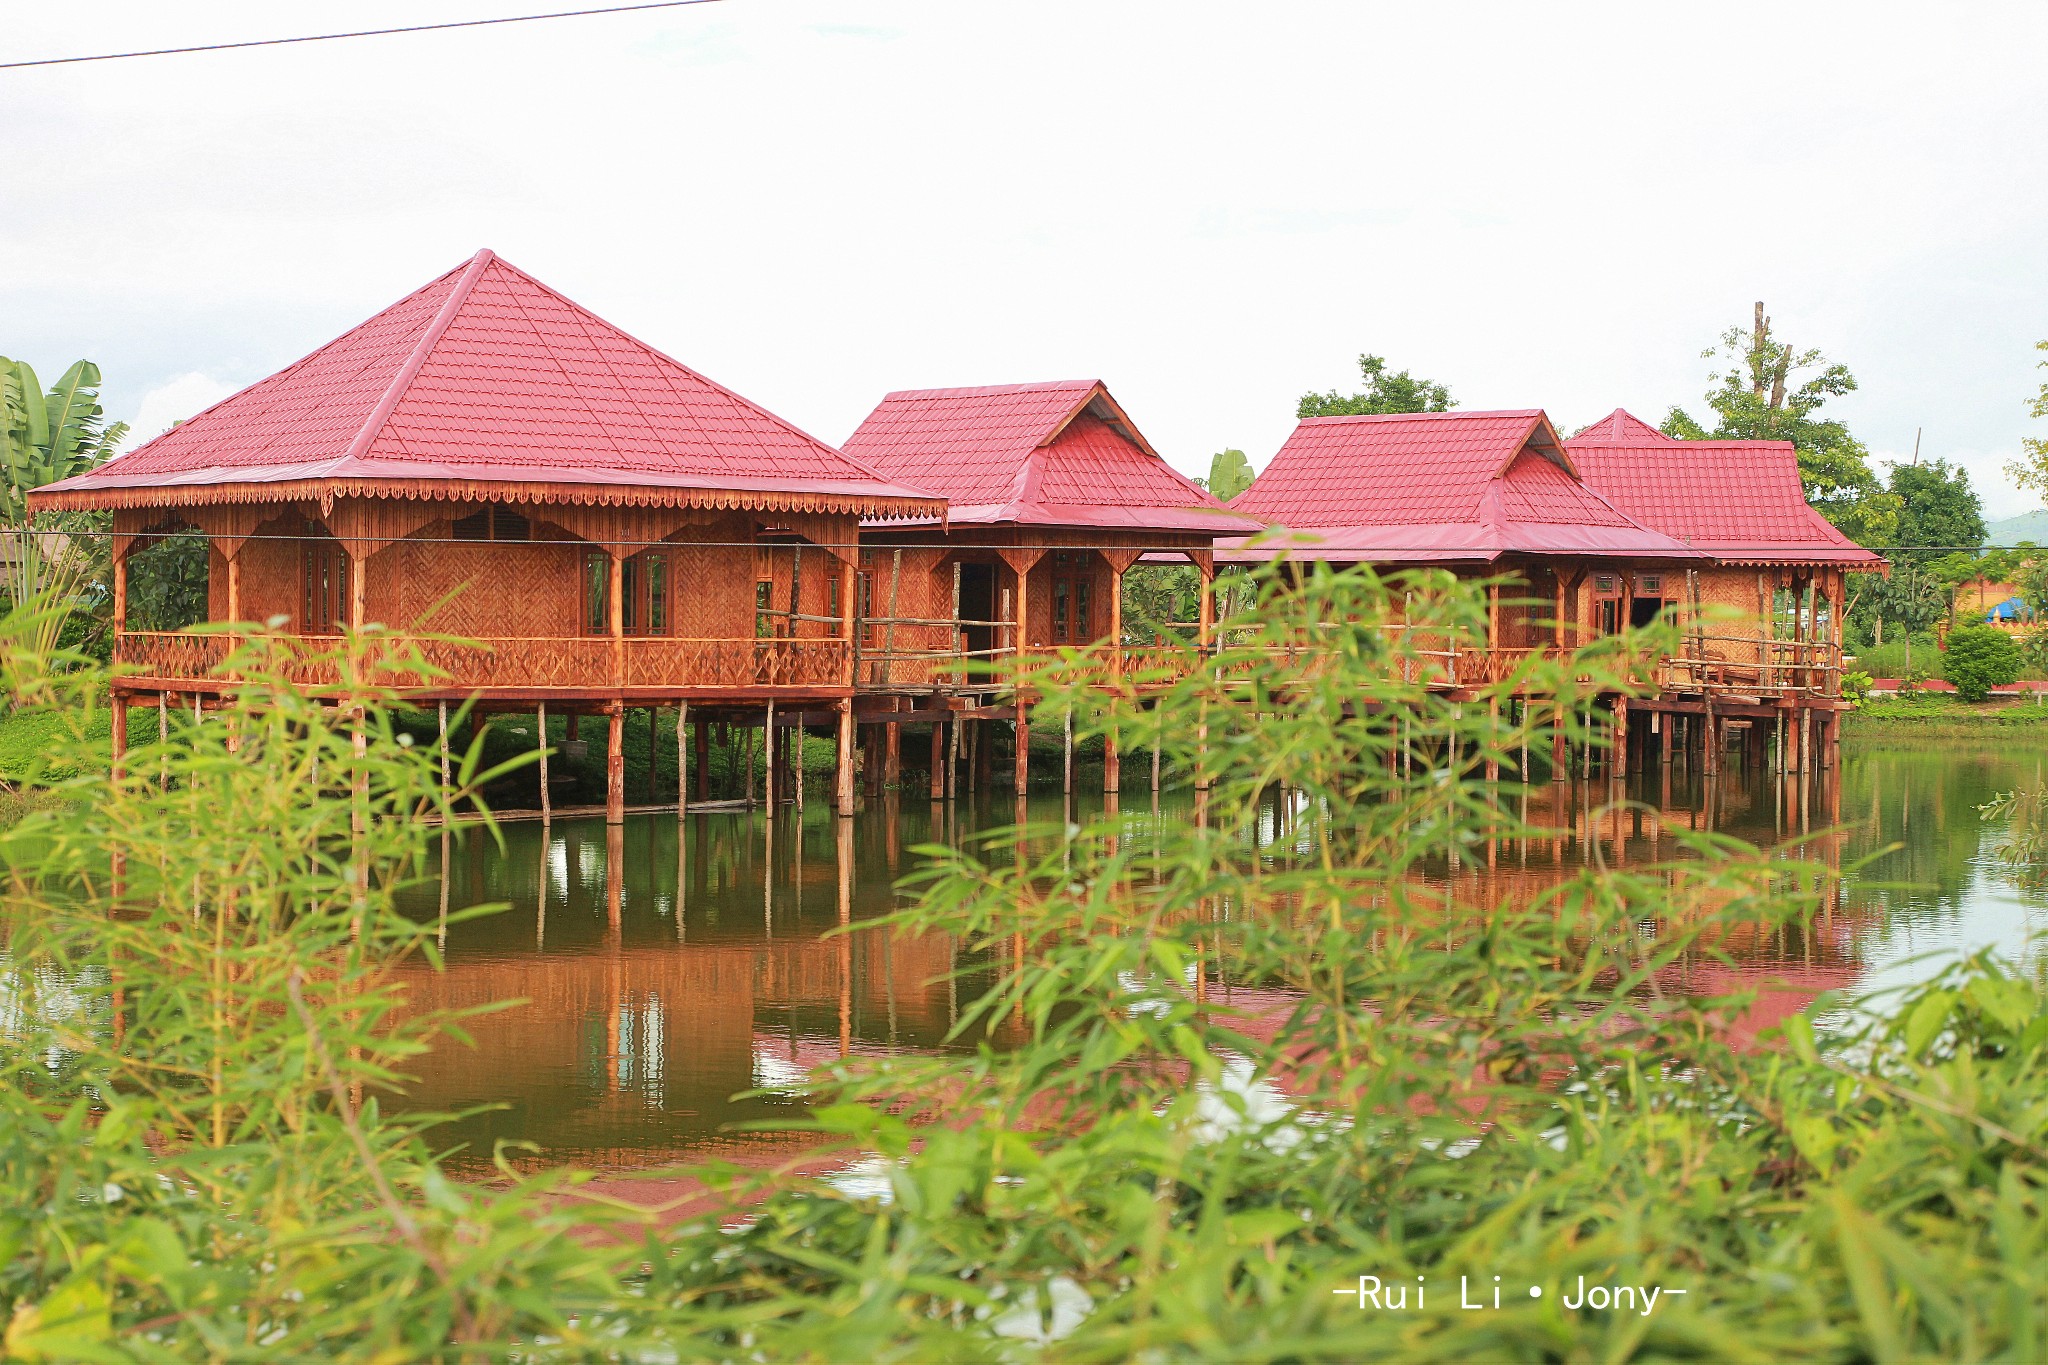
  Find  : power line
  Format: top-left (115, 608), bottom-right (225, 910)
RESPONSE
top-left (0, 0), bottom-right (726, 72)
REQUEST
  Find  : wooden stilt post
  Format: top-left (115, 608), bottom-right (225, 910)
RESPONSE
top-left (795, 713), bottom-right (807, 812)
top-left (438, 700), bottom-right (451, 798)
top-left (1195, 556), bottom-right (1214, 791)
top-left (1658, 710), bottom-right (1672, 766)
top-left (538, 700), bottom-right (551, 821)
top-left (836, 698), bottom-right (856, 817)
top-left (929, 719), bottom-right (945, 801)
top-left (157, 693), bottom-right (168, 791)
top-left (1104, 560), bottom-right (1123, 795)
top-left (1486, 699), bottom-right (1500, 781)
top-left (605, 704), bottom-right (625, 824)
top-left (744, 718), bottom-right (756, 807)
top-left (885, 705), bottom-right (902, 791)
top-left (1613, 697), bottom-right (1628, 779)
top-left (947, 703), bottom-right (962, 800)
top-left (1551, 706), bottom-right (1567, 782)
top-left (1063, 706), bottom-right (1074, 795)
top-left (1014, 561), bottom-right (1031, 796)
top-left (764, 699), bottom-right (777, 817)
top-left (1152, 703), bottom-right (1163, 793)
top-left (684, 703), bottom-right (700, 810)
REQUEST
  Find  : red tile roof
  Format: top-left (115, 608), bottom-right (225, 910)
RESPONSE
top-left (1221, 410), bottom-right (1700, 564)
top-left (1566, 408), bottom-right (1884, 567)
top-left (840, 380), bottom-right (1254, 533)
top-left (33, 250), bottom-right (943, 518)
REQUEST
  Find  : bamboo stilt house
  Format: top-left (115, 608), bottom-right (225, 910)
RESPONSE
top-left (29, 249), bottom-right (945, 817)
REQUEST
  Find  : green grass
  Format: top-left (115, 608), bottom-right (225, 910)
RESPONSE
top-left (1844, 690), bottom-right (2048, 739)
top-left (0, 700), bottom-right (111, 782)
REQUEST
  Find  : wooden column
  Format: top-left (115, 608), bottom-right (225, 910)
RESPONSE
top-left (836, 698), bottom-right (856, 817)
top-left (1658, 710), bottom-right (1673, 766)
top-left (109, 695), bottom-right (127, 784)
top-left (684, 703), bottom-right (700, 810)
top-left (605, 704), bottom-right (625, 823)
top-left (437, 700), bottom-right (451, 798)
top-left (609, 551), bottom-right (625, 687)
top-left (1102, 562), bottom-right (1125, 794)
top-left (1613, 697), bottom-right (1629, 778)
top-left (841, 555), bottom-right (857, 689)
top-left (884, 702), bottom-right (902, 791)
top-left (764, 700), bottom-right (777, 818)
top-left (1014, 562), bottom-right (1031, 796)
top-left (1196, 558), bottom-right (1214, 791)
top-left (929, 720), bottom-right (946, 800)
top-left (111, 546), bottom-right (128, 633)
top-left (538, 700), bottom-right (552, 821)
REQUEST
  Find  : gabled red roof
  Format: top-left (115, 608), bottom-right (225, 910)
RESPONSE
top-left (1221, 410), bottom-right (1699, 564)
top-left (1566, 408), bottom-right (1884, 567)
top-left (33, 250), bottom-right (942, 518)
top-left (840, 380), bottom-right (1254, 533)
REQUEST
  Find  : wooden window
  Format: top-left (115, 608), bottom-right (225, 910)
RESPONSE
top-left (303, 540), bottom-right (347, 633)
top-left (1050, 553), bottom-right (1095, 644)
top-left (1074, 580), bottom-right (1092, 639)
top-left (1597, 598), bottom-right (1621, 634)
top-left (1638, 573), bottom-right (1663, 597)
top-left (453, 505), bottom-right (531, 541)
top-left (643, 552), bottom-right (667, 636)
top-left (583, 552), bottom-right (609, 636)
top-left (856, 571), bottom-right (875, 646)
top-left (1594, 573), bottom-right (1618, 597)
top-left (1053, 579), bottom-right (1071, 642)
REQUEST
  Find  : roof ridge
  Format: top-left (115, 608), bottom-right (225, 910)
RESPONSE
top-left (340, 248), bottom-right (495, 466)
top-left (881, 379), bottom-right (1098, 401)
top-left (481, 251), bottom-right (888, 480)
top-left (1298, 408), bottom-right (1540, 425)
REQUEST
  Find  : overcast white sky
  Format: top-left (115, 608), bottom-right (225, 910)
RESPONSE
top-left (5, 1), bottom-right (2045, 526)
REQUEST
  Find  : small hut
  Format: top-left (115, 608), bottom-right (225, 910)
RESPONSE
top-left (30, 249), bottom-right (945, 818)
top-left (839, 379), bottom-right (1253, 793)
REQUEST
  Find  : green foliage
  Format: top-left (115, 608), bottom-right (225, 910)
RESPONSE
top-left (1204, 447), bottom-right (1254, 502)
top-left (2006, 340), bottom-right (2048, 501)
top-left (124, 531), bottom-right (209, 632)
top-left (0, 357), bottom-right (125, 655)
top-left (1945, 624), bottom-right (2024, 702)
top-left (1119, 563), bottom-right (1202, 646)
top-left (1298, 354), bottom-right (1452, 418)
top-left (1, 576), bottom-right (2044, 1359)
top-left (1890, 459), bottom-right (1986, 567)
top-left (1663, 304), bottom-right (1898, 545)
top-left (1840, 667), bottom-right (1873, 702)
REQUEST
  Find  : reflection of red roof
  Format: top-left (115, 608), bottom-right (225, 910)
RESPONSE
top-left (1220, 410), bottom-right (1700, 564)
top-left (841, 380), bottom-right (1254, 533)
top-left (1567, 408), bottom-right (1884, 568)
top-left (33, 250), bottom-right (943, 518)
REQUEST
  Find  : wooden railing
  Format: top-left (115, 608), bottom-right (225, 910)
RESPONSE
top-left (114, 631), bottom-right (853, 693)
top-left (114, 628), bottom-right (1844, 700)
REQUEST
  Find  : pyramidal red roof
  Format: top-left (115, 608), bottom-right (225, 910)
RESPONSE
top-left (840, 380), bottom-right (1254, 533)
top-left (1566, 408), bottom-right (1883, 567)
top-left (1221, 410), bottom-right (1699, 564)
top-left (34, 250), bottom-right (942, 518)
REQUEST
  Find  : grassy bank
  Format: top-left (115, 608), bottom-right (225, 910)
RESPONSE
top-left (1844, 692), bottom-right (2048, 740)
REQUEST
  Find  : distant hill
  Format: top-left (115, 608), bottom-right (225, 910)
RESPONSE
top-left (1985, 509), bottom-right (2048, 546)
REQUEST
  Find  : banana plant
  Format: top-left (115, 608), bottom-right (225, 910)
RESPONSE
top-left (2, 356), bottom-right (127, 613)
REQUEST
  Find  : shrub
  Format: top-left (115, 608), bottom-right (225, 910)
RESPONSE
top-left (1841, 668), bottom-right (1873, 703)
top-left (1944, 623), bottom-right (2023, 701)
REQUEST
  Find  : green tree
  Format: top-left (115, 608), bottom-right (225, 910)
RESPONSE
top-left (1203, 448), bottom-right (1254, 502)
top-left (1297, 354), bottom-right (1452, 419)
top-left (1889, 459), bottom-right (1985, 567)
top-left (2006, 339), bottom-right (2048, 499)
top-left (1663, 303), bottom-right (1897, 545)
top-left (1, 357), bottom-right (126, 619)
top-left (1943, 623), bottom-right (2022, 701)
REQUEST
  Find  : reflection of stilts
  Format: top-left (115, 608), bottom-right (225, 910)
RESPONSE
top-left (675, 811), bottom-right (687, 944)
top-left (837, 815), bottom-right (853, 1058)
top-left (536, 820), bottom-right (549, 949)
top-left (606, 822), bottom-right (624, 937)
top-left (438, 829), bottom-right (451, 951)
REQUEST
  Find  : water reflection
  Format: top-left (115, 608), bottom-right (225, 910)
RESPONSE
top-left (391, 741), bottom-right (2045, 1170)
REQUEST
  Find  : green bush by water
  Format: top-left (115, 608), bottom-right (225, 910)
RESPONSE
top-left (0, 580), bottom-right (2042, 1361)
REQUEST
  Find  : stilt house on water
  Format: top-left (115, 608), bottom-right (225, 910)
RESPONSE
top-left (1566, 409), bottom-right (1885, 771)
top-left (1219, 407), bottom-right (1882, 772)
top-left (839, 380), bottom-right (1254, 795)
top-left (28, 249), bottom-right (946, 819)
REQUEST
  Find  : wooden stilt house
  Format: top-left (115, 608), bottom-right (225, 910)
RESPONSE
top-left (30, 249), bottom-right (945, 819)
top-left (1219, 408), bottom-right (1704, 672)
top-left (838, 380), bottom-right (1255, 794)
top-left (1566, 408), bottom-right (1887, 766)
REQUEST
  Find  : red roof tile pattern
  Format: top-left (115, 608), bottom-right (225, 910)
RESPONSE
top-left (1567, 408), bottom-right (1884, 567)
top-left (1222, 410), bottom-right (1699, 564)
top-left (35, 250), bottom-right (942, 517)
top-left (841, 380), bottom-right (1254, 533)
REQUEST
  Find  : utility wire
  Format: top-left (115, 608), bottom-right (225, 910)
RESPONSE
top-left (0, 0), bottom-right (725, 71)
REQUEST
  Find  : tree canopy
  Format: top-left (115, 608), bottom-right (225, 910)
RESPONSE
top-left (1297, 354), bottom-right (1452, 419)
top-left (1944, 624), bottom-right (2022, 702)
top-left (1888, 458), bottom-right (1985, 567)
top-left (1663, 304), bottom-right (1897, 545)
top-left (2009, 339), bottom-right (2048, 500)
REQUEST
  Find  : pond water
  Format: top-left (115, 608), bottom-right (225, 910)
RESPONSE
top-left (390, 737), bottom-right (2047, 1173)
